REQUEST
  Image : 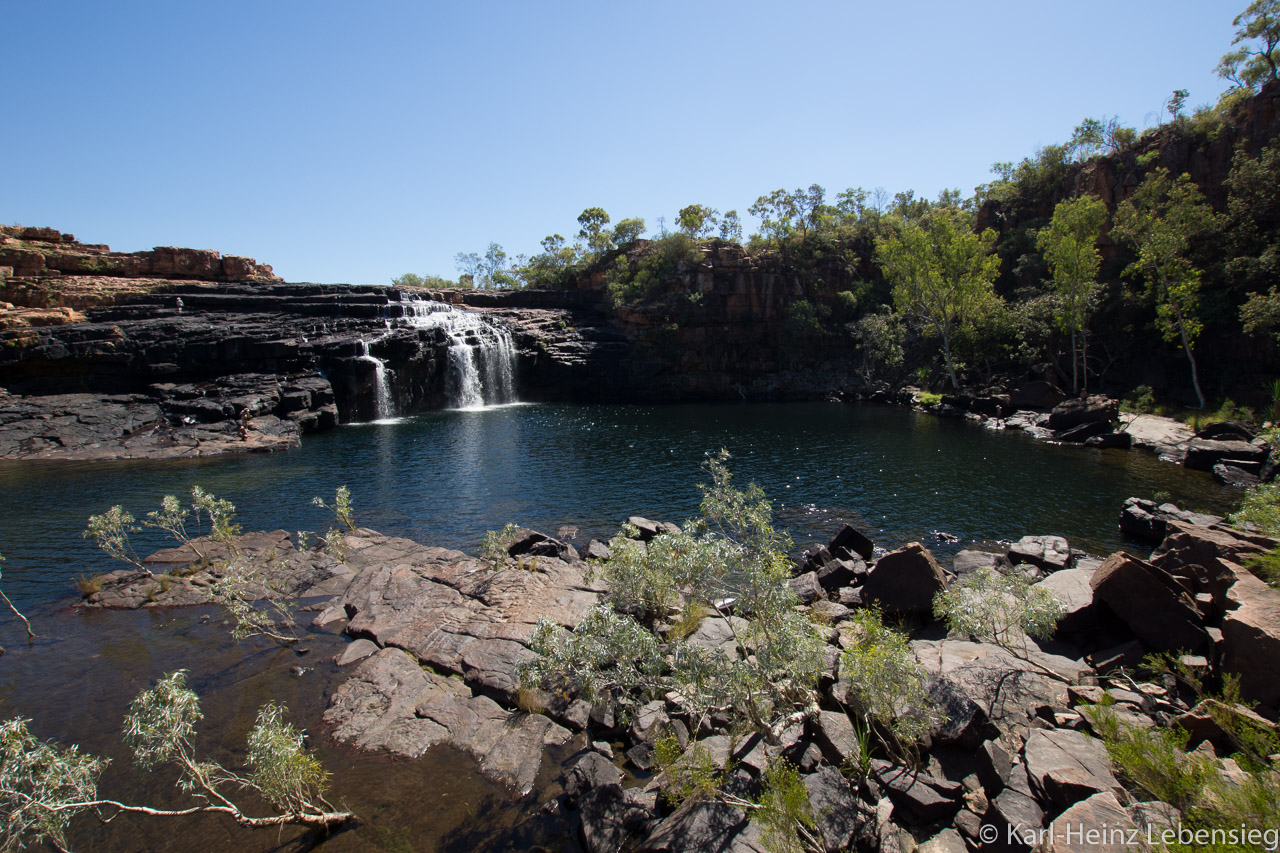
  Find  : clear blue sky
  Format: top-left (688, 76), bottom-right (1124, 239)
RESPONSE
top-left (5, 0), bottom-right (1243, 285)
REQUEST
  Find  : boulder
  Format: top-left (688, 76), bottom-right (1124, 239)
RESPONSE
top-left (627, 516), bottom-right (681, 542)
top-left (1010, 380), bottom-right (1066, 410)
top-left (1083, 431), bottom-right (1132, 449)
top-left (1023, 729), bottom-right (1122, 810)
top-left (811, 709), bottom-right (862, 767)
top-left (1054, 421), bottom-right (1110, 443)
top-left (1196, 420), bottom-right (1256, 442)
top-left (1213, 462), bottom-right (1261, 488)
top-left (816, 557), bottom-right (864, 591)
top-left (639, 799), bottom-right (749, 853)
top-left (564, 751), bottom-right (624, 800)
top-left (804, 767), bottom-right (863, 852)
top-left (1221, 569), bottom-right (1280, 709)
top-left (787, 571), bottom-right (824, 604)
top-left (579, 784), bottom-right (653, 853)
top-left (506, 528), bottom-right (579, 562)
top-left (1118, 413), bottom-right (1195, 460)
top-left (1034, 567), bottom-right (1100, 637)
top-left (925, 677), bottom-right (996, 748)
top-left (911, 639), bottom-right (1087, 724)
top-left (828, 524), bottom-right (875, 561)
top-left (1089, 552), bottom-right (1208, 652)
top-left (975, 738), bottom-right (1013, 796)
top-left (1046, 396), bottom-right (1117, 431)
top-left (1184, 438), bottom-right (1268, 472)
top-left (334, 638), bottom-right (380, 666)
top-left (582, 539), bottom-right (611, 560)
top-left (1041, 791), bottom-right (1134, 853)
top-left (872, 760), bottom-right (963, 824)
top-left (1117, 498), bottom-right (1225, 545)
top-left (862, 543), bottom-right (947, 615)
top-left (1008, 535), bottom-right (1072, 572)
top-left (952, 549), bottom-right (1007, 575)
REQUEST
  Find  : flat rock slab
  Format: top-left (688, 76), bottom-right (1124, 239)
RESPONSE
top-left (323, 647), bottom-right (570, 794)
top-left (336, 533), bottom-right (604, 702)
top-left (1118, 413), bottom-right (1194, 460)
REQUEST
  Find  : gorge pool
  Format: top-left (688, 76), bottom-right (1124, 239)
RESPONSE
top-left (0, 403), bottom-right (1241, 851)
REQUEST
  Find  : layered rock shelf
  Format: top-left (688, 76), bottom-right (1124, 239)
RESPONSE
top-left (76, 502), bottom-right (1280, 853)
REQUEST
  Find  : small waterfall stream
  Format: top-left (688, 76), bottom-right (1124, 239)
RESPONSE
top-left (357, 338), bottom-right (393, 421)
top-left (397, 298), bottom-right (518, 409)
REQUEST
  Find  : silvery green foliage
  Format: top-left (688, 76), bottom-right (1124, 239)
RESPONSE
top-left (83, 505), bottom-right (144, 570)
top-left (244, 702), bottom-right (330, 815)
top-left (933, 566), bottom-right (1066, 650)
top-left (0, 670), bottom-right (349, 848)
top-left (123, 670), bottom-right (203, 772)
top-left (520, 605), bottom-right (665, 702)
top-left (0, 718), bottom-right (107, 851)
top-left (521, 451), bottom-right (826, 740)
top-left (838, 608), bottom-right (941, 748)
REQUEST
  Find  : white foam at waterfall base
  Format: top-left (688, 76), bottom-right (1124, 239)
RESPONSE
top-left (399, 298), bottom-right (519, 410)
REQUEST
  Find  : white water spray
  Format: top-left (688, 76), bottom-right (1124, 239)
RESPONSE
top-left (396, 298), bottom-right (518, 409)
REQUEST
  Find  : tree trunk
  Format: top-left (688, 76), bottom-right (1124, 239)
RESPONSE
top-left (1081, 328), bottom-right (1090, 396)
top-left (1170, 302), bottom-right (1206, 409)
top-left (1070, 329), bottom-right (1079, 396)
top-left (941, 327), bottom-right (960, 392)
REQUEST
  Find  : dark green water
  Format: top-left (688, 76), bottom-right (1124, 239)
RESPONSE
top-left (0, 403), bottom-right (1242, 851)
top-left (0, 402), bottom-right (1238, 611)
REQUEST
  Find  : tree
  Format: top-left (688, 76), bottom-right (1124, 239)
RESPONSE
top-left (1036, 195), bottom-right (1108, 394)
top-left (1218, 0), bottom-right (1280, 90)
top-left (518, 451), bottom-right (826, 745)
top-left (719, 210), bottom-right (742, 243)
top-left (577, 207), bottom-right (614, 257)
top-left (876, 206), bottom-right (1001, 391)
top-left (677, 204), bottom-right (719, 239)
top-left (1113, 169), bottom-right (1222, 409)
top-left (612, 217), bottom-right (646, 246)
top-left (0, 671), bottom-right (353, 850)
top-left (749, 189), bottom-right (800, 242)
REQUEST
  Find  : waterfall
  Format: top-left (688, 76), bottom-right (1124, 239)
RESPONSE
top-left (396, 297), bottom-right (518, 409)
top-left (357, 338), bottom-right (393, 421)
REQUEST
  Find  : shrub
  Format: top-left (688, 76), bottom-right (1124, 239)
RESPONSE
top-left (519, 451), bottom-right (825, 744)
top-left (933, 566), bottom-right (1065, 653)
top-left (838, 608), bottom-right (941, 753)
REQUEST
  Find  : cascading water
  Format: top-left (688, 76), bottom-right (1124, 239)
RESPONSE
top-left (357, 338), bottom-right (393, 420)
top-left (396, 297), bottom-right (518, 409)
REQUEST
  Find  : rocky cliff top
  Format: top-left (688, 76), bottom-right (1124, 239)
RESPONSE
top-left (0, 226), bottom-right (281, 325)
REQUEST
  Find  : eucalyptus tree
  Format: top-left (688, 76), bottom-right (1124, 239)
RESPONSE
top-left (1036, 195), bottom-right (1108, 394)
top-left (677, 204), bottom-right (719, 238)
top-left (875, 205), bottom-right (1001, 391)
top-left (1218, 0), bottom-right (1280, 90)
top-left (1113, 169), bottom-right (1222, 410)
top-left (577, 207), bottom-right (614, 257)
top-left (718, 209), bottom-right (743, 243)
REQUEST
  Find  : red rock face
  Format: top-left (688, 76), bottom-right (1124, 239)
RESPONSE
top-left (0, 225), bottom-right (280, 284)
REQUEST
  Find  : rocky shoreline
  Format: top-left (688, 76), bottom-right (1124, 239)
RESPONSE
top-left (76, 502), bottom-right (1280, 853)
